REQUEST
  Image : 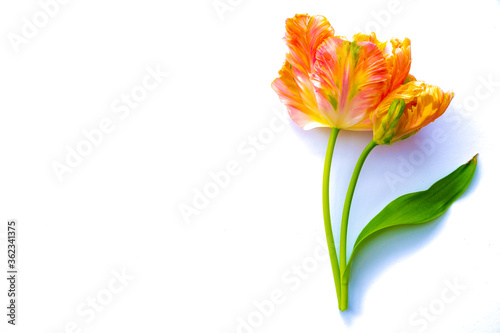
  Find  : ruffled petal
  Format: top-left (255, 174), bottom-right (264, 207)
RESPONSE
top-left (386, 38), bottom-right (412, 92)
top-left (352, 32), bottom-right (387, 55)
top-left (271, 60), bottom-right (331, 129)
top-left (312, 37), bottom-right (389, 129)
top-left (403, 84), bottom-right (453, 138)
top-left (284, 14), bottom-right (335, 75)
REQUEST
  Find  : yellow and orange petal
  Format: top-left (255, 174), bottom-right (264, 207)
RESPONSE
top-left (270, 14), bottom-right (338, 130)
top-left (284, 14), bottom-right (335, 75)
top-left (271, 61), bottom-right (332, 129)
top-left (372, 81), bottom-right (454, 144)
top-left (311, 37), bottom-right (389, 130)
top-left (385, 38), bottom-right (412, 92)
top-left (352, 32), bottom-right (387, 55)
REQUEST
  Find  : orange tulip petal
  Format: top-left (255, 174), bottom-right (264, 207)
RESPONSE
top-left (271, 61), bottom-right (331, 129)
top-left (312, 37), bottom-right (389, 129)
top-left (284, 14), bottom-right (335, 75)
top-left (402, 84), bottom-right (453, 138)
top-left (386, 38), bottom-right (412, 92)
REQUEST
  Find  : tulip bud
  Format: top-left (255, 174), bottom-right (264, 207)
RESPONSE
top-left (373, 99), bottom-right (406, 145)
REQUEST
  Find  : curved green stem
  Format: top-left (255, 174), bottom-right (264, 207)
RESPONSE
top-left (339, 140), bottom-right (378, 311)
top-left (322, 127), bottom-right (341, 308)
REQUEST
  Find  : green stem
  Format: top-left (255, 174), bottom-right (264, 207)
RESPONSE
top-left (322, 127), bottom-right (342, 308)
top-left (339, 140), bottom-right (378, 311)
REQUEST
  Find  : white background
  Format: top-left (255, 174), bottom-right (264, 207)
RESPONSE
top-left (1, 0), bottom-right (500, 332)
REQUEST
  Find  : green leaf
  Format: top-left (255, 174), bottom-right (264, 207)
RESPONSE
top-left (342, 154), bottom-right (478, 282)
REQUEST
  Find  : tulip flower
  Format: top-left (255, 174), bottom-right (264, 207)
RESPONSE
top-left (270, 14), bottom-right (473, 314)
top-left (271, 14), bottom-right (414, 310)
top-left (271, 15), bottom-right (412, 131)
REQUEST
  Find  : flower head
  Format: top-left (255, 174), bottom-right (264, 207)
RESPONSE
top-left (372, 81), bottom-right (454, 145)
top-left (271, 14), bottom-right (412, 131)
